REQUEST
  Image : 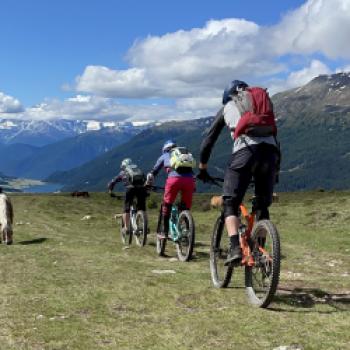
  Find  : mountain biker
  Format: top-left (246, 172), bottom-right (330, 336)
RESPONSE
top-left (146, 140), bottom-right (196, 239)
top-left (108, 158), bottom-right (147, 234)
top-left (198, 80), bottom-right (280, 266)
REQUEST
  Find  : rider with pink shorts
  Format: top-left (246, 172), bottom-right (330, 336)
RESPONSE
top-left (147, 140), bottom-right (195, 238)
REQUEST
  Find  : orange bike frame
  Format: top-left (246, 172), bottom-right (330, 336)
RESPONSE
top-left (239, 203), bottom-right (256, 267)
top-left (239, 203), bottom-right (273, 266)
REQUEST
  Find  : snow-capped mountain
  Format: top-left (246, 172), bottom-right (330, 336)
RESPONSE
top-left (0, 119), bottom-right (155, 146)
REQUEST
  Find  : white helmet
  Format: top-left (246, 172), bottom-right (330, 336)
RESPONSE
top-left (162, 139), bottom-right (177, 153)
top-left (121, 158), bottom-right (132, 169)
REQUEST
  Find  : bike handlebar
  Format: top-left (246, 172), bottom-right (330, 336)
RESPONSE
top-left (197, 174), bottom-right (224, 188)
top-left (108, 184), bottom-right (165, 197)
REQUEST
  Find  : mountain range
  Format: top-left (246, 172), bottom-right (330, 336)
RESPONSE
top-left (0, 119), bottom-right (154, 146)
top-left (46, 72), bottom-right (350, 192)
top-left (0, 120), bottom-right (155, 180)
top-left (273, 72), bottom-right (350, 190)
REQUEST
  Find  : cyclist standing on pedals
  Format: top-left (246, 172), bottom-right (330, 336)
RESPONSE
top-left (146, 140), bottom-right (196, 239)
top-left (108, 158), bottom-right (147, 236)
top-left (197, 80), bottom-right (280, 266)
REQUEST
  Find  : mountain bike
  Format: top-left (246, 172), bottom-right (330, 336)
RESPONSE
top-left (206, 177), bottom-right (280, 308)
top-left (117, 193), bottom-right (148, 247)
top-left (156, 203), bottom-right (195, 262)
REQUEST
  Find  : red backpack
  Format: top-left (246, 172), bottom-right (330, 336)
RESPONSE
top-left (233, 87), bottom-right (277, 138)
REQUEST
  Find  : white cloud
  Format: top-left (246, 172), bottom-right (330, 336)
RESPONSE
top-left (336, 65), bottom-right (350, 73)
top-left (23, 95), bottom-right (127, 120)
top-left (269, 59), bottom-right (332, 94)
top-left (7, 0), bottom-right (350, 121)
top-left (76, 66), bottom-right (157, 98)
top-left (271, 0), bottom-right (350, 58)
top-left (76, 18), bottom-right (284, 99)
top-left (287, 60), bottom-right (332, 86)
top-left (74, 0), bottom-right (350, 104)
top-left (6, 95), bottom-right (213, 122)
top-left (0, 92), bottom-right (23, 113)
top-left (176, 97), bottom-right (220, 111)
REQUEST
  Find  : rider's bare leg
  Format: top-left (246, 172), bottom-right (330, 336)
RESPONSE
top-left (123, 212), bottom-right (130, 231)
top-left (225, 215), bottom-right (240, 236)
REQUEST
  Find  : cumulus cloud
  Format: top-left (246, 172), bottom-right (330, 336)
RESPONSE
top-left (287, 60), bottom-right (332, 86)
top-left (76, 18), bottom-right (285, 100)
top-left (8, 95), bottom-right (211, 122)
top-left (74, 0), bottom-right (350, 103)
top-left (8, 0), bottom-right (350, 121)
top-left (23, 95), bottom-right (130, 121)
top-left (0, 92), bottom-right (24, 113)
top-left (176, 97), bottom-right (221, 111)
top-left (269, 59), bottom-right (332, 94)
top-left (336, 65), bottom-right (350, 73)
top-left (76, 66), bottom-right (157, 98)
top-left (271, 0), bottom-right (350, 58)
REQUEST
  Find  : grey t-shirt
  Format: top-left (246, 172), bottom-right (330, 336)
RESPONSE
top-left (223, 92), bottom-right (278, 154)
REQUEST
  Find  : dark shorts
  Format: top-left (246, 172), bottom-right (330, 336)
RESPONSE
top-left (124, 187), bottom-right (147, 213)
top-left (223, 143), bottom-right (279, 217)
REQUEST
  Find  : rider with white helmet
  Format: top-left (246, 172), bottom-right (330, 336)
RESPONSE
top-left (108, 158), bottom-right (147, 234)
top-left (147, 140), bottom-right (196, 239)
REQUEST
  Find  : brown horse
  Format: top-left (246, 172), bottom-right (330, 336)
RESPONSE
top-left (71, 191), bottom-right (90, 198)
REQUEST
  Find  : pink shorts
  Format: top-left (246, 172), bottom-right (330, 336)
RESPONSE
top-left (164, 176), bottom-right (195, 209)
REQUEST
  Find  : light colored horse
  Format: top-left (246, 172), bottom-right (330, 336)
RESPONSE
top-left (0, 193), bottom-right (14, 245)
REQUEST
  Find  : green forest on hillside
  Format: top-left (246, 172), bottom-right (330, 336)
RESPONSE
top-left (47, 115), bottom-right (350, 192)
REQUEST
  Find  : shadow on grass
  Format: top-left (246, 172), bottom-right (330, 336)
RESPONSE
top-left (194, 241), bottom-right (210, 248)
top-left (193, 251), bottom-right (210, 261)
top-left (18, 238), bottom-right (48, 245)
top-left (272, 287), bottom-right (350, 312)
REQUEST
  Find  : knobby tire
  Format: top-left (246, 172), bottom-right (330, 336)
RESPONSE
top-left (245, 219), bottom-right (280, 308)
top-left (176, 210), bottom-right (195, 262)
top-left (210, 216), bottom-right (233, 288)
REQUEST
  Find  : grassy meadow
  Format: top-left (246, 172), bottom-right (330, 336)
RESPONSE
top-left (0, 191), bottom-right (349, 350)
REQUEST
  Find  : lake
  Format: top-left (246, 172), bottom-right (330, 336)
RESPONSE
top-left (21, 183), bottom-right (63, 193)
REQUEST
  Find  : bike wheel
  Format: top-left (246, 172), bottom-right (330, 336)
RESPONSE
top-left (134, 211), bottom-right (148, 247)
top-left (176, 210), bottom-right (195, 262)
top-left (156, 205), bottom-right (166, 256)
top-left (245, 219), bottom-right (280, 308)
top-left (210, 215), bottom-right (233, 288)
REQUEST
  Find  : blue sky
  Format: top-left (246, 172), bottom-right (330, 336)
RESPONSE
top-left (0, 0), bottom-right (350, 121)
